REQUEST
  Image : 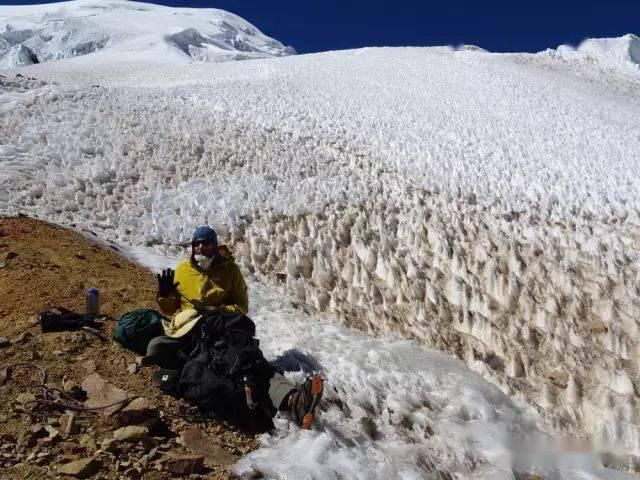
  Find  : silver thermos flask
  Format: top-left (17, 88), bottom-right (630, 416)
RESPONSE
top-left (85, 288), bottom-right (100, 318)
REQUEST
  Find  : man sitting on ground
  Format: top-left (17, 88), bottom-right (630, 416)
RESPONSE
top-left (145, 226), bottom-right (323, 428)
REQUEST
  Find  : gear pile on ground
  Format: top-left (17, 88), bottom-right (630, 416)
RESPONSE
top-left (0, 215), bottom-right (260, 479)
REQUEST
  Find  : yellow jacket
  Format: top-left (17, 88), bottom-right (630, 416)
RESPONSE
top-left (157, 245), bottom-right (248, 317)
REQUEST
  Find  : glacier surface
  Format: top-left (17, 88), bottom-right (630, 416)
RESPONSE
top-left (1, 2), bottom-right (640, 477)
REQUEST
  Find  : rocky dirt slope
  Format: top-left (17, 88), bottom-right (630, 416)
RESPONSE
top-left (0, 215), bottom-right (259, 479)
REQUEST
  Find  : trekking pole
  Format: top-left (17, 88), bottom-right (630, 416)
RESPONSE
top-left (81, 326), bottom-right (108, 342)
top-left (244, 376), bottom-right (257, 410)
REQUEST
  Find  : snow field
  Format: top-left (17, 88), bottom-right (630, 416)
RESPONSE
top-left (2, 36), bottom-right (640, 472)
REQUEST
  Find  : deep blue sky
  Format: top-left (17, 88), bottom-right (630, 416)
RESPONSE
top-left (3, 0), bottom-right (638, 54)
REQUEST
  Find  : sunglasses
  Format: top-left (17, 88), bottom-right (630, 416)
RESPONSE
top-left (192, 239), bottom-right (215, 247)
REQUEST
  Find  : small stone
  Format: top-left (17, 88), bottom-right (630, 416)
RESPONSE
top-left (57, 457), bottom-right (101, 478)
top-left (548, 371), bottom-right (569, 389)
top-left (158, 454), bottom-right (204, 475)
top-left (99, 437), bottom-right (121, 454)
top-left (60, 441), bottom-right (85, 455)
top-left (18, 434), bottom-right (37, 448)
top-left (13, 331), bottom-right (33, 344)
top-left (113, 426), bottom-right (148, 442)
top-left (44, 425), bottom-right (59, 440)
top-left (63, 377), bottom-right (79, 392)
top-left (124, 467), bottom-right (142, 479)
top-left (179, 427), bottom-right (237, 467)
top-left (0, 338), bottom-right (9, 348)
top-left (78, 434), bottom-right (97, 453)
top-left (82, 373), bottom-right (130, 416)
top-left (82, 360), bottom-right (96, 373)
top-left (127, 363), bottom-right (138, 374)
top-left (2, 251), bottom-right (17, 263)
top-left (16, 392), bottom-right (37, 406)
top-left (27, 350), bottom-right (41, 361)
top-left (61, 412), bottom-right (81, 435)
top-left (116, 397), bottom-right (158, 426)
top-left (589, 321), bottom-right (608, 334)
top-left (144, 472), bottom-right (169, 480)
top-left (147, 447), bottom-right (158, 460)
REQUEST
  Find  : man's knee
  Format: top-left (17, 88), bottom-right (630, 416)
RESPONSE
top-left (145, 335), bottom-right (185, 369)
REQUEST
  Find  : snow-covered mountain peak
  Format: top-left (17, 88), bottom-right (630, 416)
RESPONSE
top-left (0, 0), bottom-right (294, 69)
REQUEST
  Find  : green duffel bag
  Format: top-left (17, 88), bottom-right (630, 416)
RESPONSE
top-left (113, 309), bottom-right (165, 355)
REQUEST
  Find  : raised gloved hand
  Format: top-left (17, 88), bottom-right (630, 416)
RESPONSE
top-left (156, 268), bottom-right (179, 297)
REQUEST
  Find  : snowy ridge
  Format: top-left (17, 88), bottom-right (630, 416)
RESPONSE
top-left (578, 35), bottom-right (640, 68)
top-left (0, 0), bottom-right (293, 69)
top-left (559, 34), bottom-right (640, 69)
top-left (543, 34), bottom-right (640, 72)
top-left (2, 26), bottom-right (640, 478)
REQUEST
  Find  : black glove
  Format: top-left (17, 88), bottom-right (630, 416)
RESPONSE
top-left (156, 268), bottom-right (179, 297)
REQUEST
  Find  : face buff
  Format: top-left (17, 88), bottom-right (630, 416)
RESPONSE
top-left (193, 254), bottom-right (214, 270)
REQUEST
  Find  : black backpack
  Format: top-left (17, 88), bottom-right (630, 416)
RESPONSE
top-left (175, 313), bottom-right (277, 423)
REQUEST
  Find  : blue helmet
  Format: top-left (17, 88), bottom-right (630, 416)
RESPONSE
top-left (191, 226), bottom-right (218, 247)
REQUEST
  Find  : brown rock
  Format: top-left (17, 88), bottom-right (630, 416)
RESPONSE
top-left (179, 427), bottom-right (237, 467)
top-left (60, 412), bottom-right (81, 435)
top-left (115, 397), bottom-right (158, 426)
top-left (13, 331), bottom-right (33, 343)
top-left (59, 441), bottom-right (86, 455)
top-left (16, 392), bottom-right (37, 405)
top-left (27, 349), bottom-right (41, 361)
top-left (99, 437), bottom-right (121, 454)
top-left (548, 371), bottom-right (569, 389)
top-left (44, 425), bottom-right (60, 440)
top-left (82, 360), bottom-right (97, 373)
top-left (0, 434), bottom-right (16, 443)
top-left (127, 363), bottom-right (138, 374)
top-left (57, 457), bottom-right (101, 478)
top-left (144, 472), bottom-right (170, 480)
top-left (124, 467), bottom-right (142, 479)
top-left (81, 373), bottom-right (130, 415)
top-left (113, 425), bottom-right (148, 442)
top-left (18, 433), bottom-right (37, 448)
top-left (2, 251), bottom-right (18, 264)
top-left (589, 321), bottom-right (608, 334)
top-left (78, 434), bottom-right (97, 453)
top-left (159, 454), bottom-right (204, 474)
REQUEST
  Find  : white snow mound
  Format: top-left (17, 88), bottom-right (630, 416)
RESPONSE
top-left (556, 34), bottom-right (640, 70)
top-left (0, 0), bottom-right (293, 69)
